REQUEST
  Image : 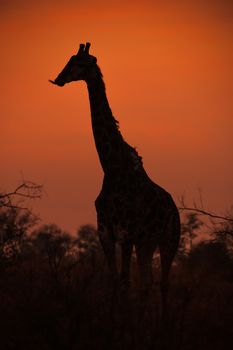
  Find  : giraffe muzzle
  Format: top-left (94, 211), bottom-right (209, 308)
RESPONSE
top-left (49, 79), bottom-right (65, 87)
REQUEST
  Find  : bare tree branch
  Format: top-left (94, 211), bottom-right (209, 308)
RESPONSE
top-left (178, 195), bottom-right (233, 222)
top-left (179, 207), bottom-right (233, 222)
top-left (0, 181), bottom-right (42, 210)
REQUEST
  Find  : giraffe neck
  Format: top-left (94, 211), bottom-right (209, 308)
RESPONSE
top-left (86, 67), bottom-right (124, 175)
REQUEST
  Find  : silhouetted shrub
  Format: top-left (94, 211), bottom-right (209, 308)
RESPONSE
top-left (0, 221), bottom-right (232, 350)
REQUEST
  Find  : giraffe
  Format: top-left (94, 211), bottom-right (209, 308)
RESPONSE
top-left (50, 42), bottom-right (180, 309)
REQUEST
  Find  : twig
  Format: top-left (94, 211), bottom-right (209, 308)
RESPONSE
top-left (0, 181), bottom-right (43, 210)
top-left (178, 207), bottom-right (233, 222)
top-left (178, 194), bottom-right (233, 222)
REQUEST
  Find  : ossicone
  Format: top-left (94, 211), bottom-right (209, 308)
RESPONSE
top-left (77, 43), bottom-right (85, 55)
top-left (84, 42), bottom-right (91, 54)
top-left (77, 42), bottom-right (91, 56)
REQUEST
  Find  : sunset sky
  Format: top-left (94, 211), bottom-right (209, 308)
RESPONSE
top-left (1, 0), bottom-right (233, 233)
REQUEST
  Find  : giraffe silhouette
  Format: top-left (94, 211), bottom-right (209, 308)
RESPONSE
top-left (50, 42), bottom-right (180, 309)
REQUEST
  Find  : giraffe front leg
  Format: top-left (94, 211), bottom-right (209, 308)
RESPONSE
top-left (120, 241), bottom-right (133, 289)
top-left (98, 224), bottom-right (118, 281)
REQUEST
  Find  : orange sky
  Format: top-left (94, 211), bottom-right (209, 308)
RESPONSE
top-left (1, 0), bottom-right (233, 233)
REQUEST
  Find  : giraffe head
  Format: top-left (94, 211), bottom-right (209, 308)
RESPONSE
top-left (49, 42), bottom-right (98, 87)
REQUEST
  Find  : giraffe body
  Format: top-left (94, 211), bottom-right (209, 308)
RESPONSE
top-left (96, 167), bottom-right (180, 288)
top-left (51, 43), bottom-right (180, 306)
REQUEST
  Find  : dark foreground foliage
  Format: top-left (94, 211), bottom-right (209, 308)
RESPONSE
top-left (0, 233), bottom-right (232, 350)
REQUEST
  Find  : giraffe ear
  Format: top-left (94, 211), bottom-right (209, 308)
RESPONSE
top-left (84, 42), bottom-right (91, 54)
top-left (77, 43), bottom-right (85, 55)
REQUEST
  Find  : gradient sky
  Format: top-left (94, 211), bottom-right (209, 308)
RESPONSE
top-left (1, 0), bottom-right (233, 233)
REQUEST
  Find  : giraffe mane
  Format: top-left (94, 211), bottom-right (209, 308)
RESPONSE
top-left (132, 147), bottom-right (143, 165)
top-left (124, 142), bottom-right (143, 168)
top-left (95, 64), bottom-right (120, 131)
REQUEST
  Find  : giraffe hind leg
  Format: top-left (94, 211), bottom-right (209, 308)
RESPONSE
top-left (135, 242), bottom-right (156, 337)
top-left (135, 243), bottom-right (155, 292)
top-left (159, 215), bottom-right (180, 317)
top-left (120, 241), bottom-right (133, 289)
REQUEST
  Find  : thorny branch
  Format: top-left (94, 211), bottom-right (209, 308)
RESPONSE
top-left (178, 195), bottom-right (233, 223)
top-left (0, 181), bottom-right (42, 210)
